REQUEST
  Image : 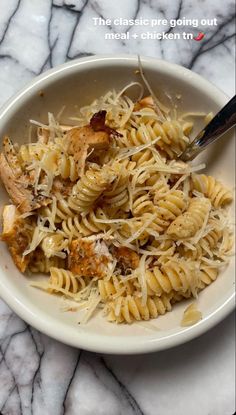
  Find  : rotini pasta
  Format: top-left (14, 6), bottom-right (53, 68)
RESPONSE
top-left (167, 197), bottom-right (211, 239)
top-left (191, 174), bottom-right (233, 208)
top-left (0, 86), bottom-right (233, 326)
top-left (57, 153), bottom-right (79, 181)
top-left (40, 197), bottom-right (75, 223)
top-left (98, 276), bottom-right (135, 301)
top-left (102, 171), bottom-right (129, 213)
top-left (145, 259), bottom-right (199, 297)
top-left (132, 190), bottom-right (154, 216)
top-left (68, 167), bottom-right (117, 214)
top-left (178, 220), bottom-right (223, 259)
top-left (132, 148), bottom-right (156, 168)
top-left (198, 266), bottom-right (219, 290)
top-left (119, 112), bottom-right (190, 159)
top-left (48, 267), bottom-right (88, 295)
top-left (105, 293), bottom-right (173, 323)
top-left (155, 190), bottom-right (187, 225)
top-left (61, 208), bottom-right (110, 238)
top-left (19, 143), bottom-right (48, 163)
top-left (20, 143), bottom-right (80, 182)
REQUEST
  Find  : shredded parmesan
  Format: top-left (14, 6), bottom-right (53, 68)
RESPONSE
top-left (181, 303), bottom-right (202, 327)
top-left (138, 254), bottom-right (148, 306)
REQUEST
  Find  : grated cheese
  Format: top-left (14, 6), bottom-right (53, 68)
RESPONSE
top-left (138, 254), bottom-right (148, 306)
top-left (116, 137), bottom-right (160, 161)
top-left (78, 290), bottom-right (101, 324)
top-left (115, 81), bottom-right (144, 103)
top-left (181, 303), bottom-right (202, 327)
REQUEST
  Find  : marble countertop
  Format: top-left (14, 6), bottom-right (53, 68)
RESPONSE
top-left (0, 1), bottom-right (235, 414)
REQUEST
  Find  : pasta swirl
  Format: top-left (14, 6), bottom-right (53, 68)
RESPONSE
top-left (198, 266), bottom-right (218, 290)
top-left (150, 190), bottom-right (187, 234)
top-left (105, 293), bottom-right (173, 323)
top-left (40, 198), bottom-right (74, 223)
top-left (191, 174), bottom-right (233, 208)
top-left (61, 208), bottom-right (110, 238)
top-left (49, 267), bottom-right (88, 294)
top-left (68, 167), bottom-right (117, 214)
top-left (98, 276), bottom-right (135, 301)
top-left (146, 259), bottom-right (199, 297)
top-left (167, 197), bottom-right (211, 239)
top-left (178, 221), bottom-right (223, 259)
top-left (119, 116), bottom-right (189, 158)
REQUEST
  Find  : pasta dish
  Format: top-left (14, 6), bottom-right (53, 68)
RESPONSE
top-left (0, 85), bottom-right (233, 324)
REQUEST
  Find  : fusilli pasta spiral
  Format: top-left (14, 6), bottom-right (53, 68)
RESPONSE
top-left (68, 167), bottom-right (117, 214)
top-left (146, 259), bottom-right (199, 297)
top-left (198, 266), bottom-right (218, 290)
top-left (178, 221), bottom-right (223, 259)
top-left (150, 190), bottom-right (187, 234)
top-left (105, 293), bottom-right (173, 323)
top-left (119, 116), bottom-right (189, 158)
top-left (102, 172), bottom-right (129, 212)
top-left (49, 267), bottom-right (88, 294)
top-left (40, 198), bottom-right (75, 223)
top-left (98, 276), bottom-right (135, 301)
top-left (61, 208), bottom-right (109, 238)
top-left (57, 153), bottom-right (79, 181)
top-left (191, 174), bottom-right (233, 208)
top-left (19, 143), bottom-right (48, 163)
top-left (167, 197), bottom-right (211, 239)
top-left (132, 190), bottom-right (154, 216)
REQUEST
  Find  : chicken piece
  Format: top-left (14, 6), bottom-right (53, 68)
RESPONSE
top-left (134, 96), bottom-right (155, 111)
top-left (1, 205), bottom-right (33, 272)
top-left (65, 110), bottom-right (122, 174)
top-left (66, 125), bottom-right (110, 176)
top-left (68, 239), bottom-right (111, 278)
top-left (0, 153), bottom-right (42, 213)
top-left (0, 153), bottom-right (37, 212)
top-left (114, 246), bottom-right (139, 271)
top-left (0, 151), bottom-right (50, 213)
top-left (66, 125), bottom-right (110, 161)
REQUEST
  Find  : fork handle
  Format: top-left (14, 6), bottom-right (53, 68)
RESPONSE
top-left (180, 95), bottom-right (236, 162)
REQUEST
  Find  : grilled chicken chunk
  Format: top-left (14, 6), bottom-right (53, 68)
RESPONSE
top-left (66, 126), bottom-right (110, 161)
top-left (1, 205), bottom-right (33, 272)
top-left (68, 239), bottom-right (111, 278)
top-left (0, 153), bottom-right (39, 213)
top-left (114, 246), bottom-right (139, 270)
top-left (65, 125), bottom-right (110, 176)
top-left (65, 111), bottom-right (122, 174)
top-left (0, 136), bottom-right (50, 213)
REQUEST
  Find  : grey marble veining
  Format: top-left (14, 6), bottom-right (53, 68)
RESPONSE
top-left (0, 1), bottom-right (235, 414)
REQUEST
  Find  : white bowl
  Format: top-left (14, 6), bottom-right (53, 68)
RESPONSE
top-left (0, 55), bottom-right (235, 354)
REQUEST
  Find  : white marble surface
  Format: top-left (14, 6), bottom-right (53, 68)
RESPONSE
top-left (0, 0), bottom-right (235, 414)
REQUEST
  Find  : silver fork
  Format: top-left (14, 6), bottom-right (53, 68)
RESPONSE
top-left (179, 95), bottom-right (236, 162)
